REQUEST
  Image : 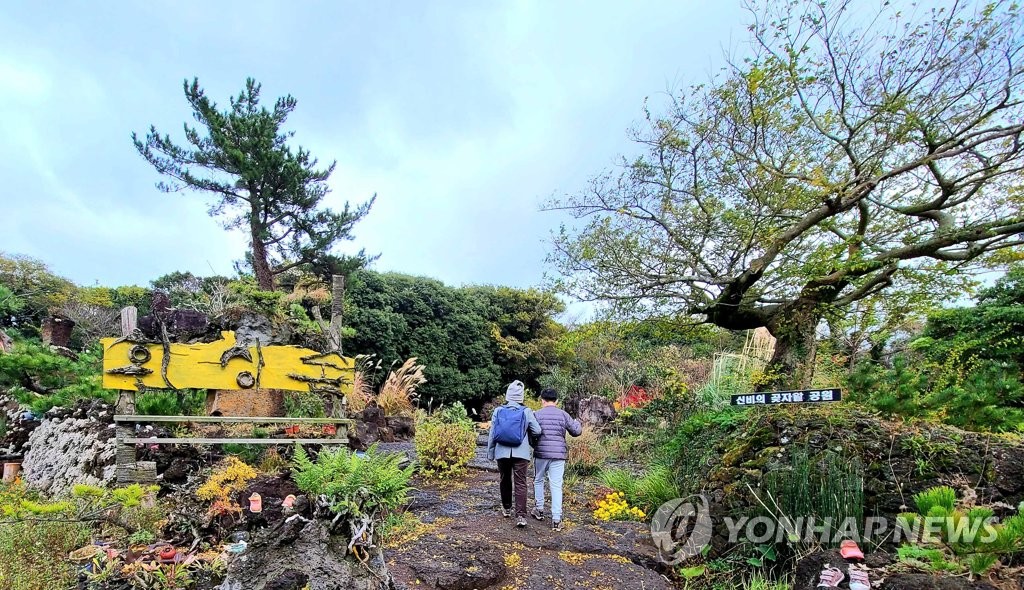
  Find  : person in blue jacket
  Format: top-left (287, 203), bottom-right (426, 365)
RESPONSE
top-left (487, 380), bottom-right (542, 527)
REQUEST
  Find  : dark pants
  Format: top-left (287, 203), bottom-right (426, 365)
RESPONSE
top-left (498, 458), bottom-right (529, 517)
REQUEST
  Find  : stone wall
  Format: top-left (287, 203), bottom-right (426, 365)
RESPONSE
top-left (672, 407), bottom-right (1024, 555)
top-left (22, 399), bottom-right (118, 496)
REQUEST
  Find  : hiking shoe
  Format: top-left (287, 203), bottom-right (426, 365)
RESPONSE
top-left (551, 520), bottom-right (562, 531)
top-left (501, 507), bottom-right (511, 518)
top-left (516, 516), bottom-right (527, 528)
top-left (532, 509), bottom-right (545, 521)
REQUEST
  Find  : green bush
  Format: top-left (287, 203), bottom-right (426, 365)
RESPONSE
top-left (284, 390), bottom-right (326, 418)
top-left (292, 444), bottom-right (412, 521)
top-left (414, 416), bottom-right (477, 478)
top-left (0, 341), bottom-right (114, 413)
top-left (136, 389), bottom-right (206, 416)
top-left (897, 486), bottom-right (1024, 576)
top-left (913, 486), bottom-right (956, 516)
top-left (433, 402), bottom-right (473, 424)
top-left (598, 464), bottom-right (680, 513)
top-left (847, 267), bottom-right (1024, 432)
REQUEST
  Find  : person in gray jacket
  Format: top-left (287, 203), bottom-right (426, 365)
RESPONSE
top-left (531, 387), bottom-right (583, 530)
top-left (487, 380), bottom-right (542, 527)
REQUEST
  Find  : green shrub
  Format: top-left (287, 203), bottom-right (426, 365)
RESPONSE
top-left (284, 390), bottom-right (326, 418)
top-left (847, 268), bottom-right (1024, 432)
top-left (415, 417), bottom-right (477, 478)
top-left (0, 341), bottom-right (115, 413)
top-left (433, 402), bottom-right (473, 425)
top-left (913, 486), bottom-right (956, 516)
top-left (897, 486), bottom-right (1024, 576)
top-left (292, 444), bottom-right (413, 521)
top-left (136, 389), bottom-right (206, 415)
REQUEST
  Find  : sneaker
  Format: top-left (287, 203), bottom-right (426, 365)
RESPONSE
top-left (532, 509), bottom-right (545, 521)
top-left (551, 520), bottom-right (562, 531)
top-left (516, 516), bottom-right (527, 528)
top-left (501, 507), bottom-right (511, 518)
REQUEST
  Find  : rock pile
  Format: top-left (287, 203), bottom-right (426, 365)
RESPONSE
top-left (21, 398), bottom-right (118, 496)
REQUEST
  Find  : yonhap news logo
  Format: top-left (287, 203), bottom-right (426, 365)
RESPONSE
top-left (650, 495), bottom-right (713, 565)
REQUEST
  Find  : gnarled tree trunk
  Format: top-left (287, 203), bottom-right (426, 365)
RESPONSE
top-left (764, 301), bottom-right (823, 390)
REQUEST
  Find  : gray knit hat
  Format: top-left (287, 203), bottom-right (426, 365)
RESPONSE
top-left (505, 380), bottom-right (525, 403)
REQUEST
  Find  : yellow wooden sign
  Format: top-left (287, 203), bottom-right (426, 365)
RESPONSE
top-left (101, 331), bottom-right (353, 393)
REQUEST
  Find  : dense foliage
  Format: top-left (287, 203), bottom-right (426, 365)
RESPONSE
top-left (346, 270), bottom-right (563, 407)
top-left (291, 444), bottom-right (413, 522)
top-left (0, 341), bottom-right (113, 413)
top-left (849, 267), bottom-right (1024, 431)
top-left (414, 404), bottom-right (477, 478)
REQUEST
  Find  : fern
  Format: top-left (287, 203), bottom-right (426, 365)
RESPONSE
top-left (291, 444), bottom-right (413, 520)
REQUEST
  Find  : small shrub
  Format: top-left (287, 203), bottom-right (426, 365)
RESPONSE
top-left (914, 486), bottom-right (957, 516)
top-left (415, 416), bottom-right (476, 478)
top-left (433, 402), bottom-right (472, 424)
top-left (378, 357), bottom-right (426, 416)
top-left (284, 390), bottom-right (326, 418)
top-left (897, 486), bottom-right (1024, 576)
top-left (197, 457), bottom-right (257, 518)
top-left (566, 427), bottom-right (609, 475)
top-left (292, 444), bottom-right (413, 522)
top-left (136, 389), bottom-right (206, 416)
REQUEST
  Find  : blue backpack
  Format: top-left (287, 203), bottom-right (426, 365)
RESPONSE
top-left (492, 405), bottom-right (528, 446)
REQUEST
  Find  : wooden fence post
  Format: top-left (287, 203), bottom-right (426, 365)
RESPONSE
top-left (114, 306), bottom-right (155, 484)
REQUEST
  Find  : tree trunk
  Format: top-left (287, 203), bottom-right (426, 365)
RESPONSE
top-left (250, 221), bottom-right (275, 290)
top-left (764, 302), bottom-right (823, 390)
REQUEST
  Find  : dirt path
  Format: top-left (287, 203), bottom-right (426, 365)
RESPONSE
top-left (385, 469), bottom-right (672, 590)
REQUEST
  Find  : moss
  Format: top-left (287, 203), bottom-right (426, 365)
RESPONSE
top-left (721, 442), bottom-right (751, 467)
top-left (742, 446), bottom-right (782, 469)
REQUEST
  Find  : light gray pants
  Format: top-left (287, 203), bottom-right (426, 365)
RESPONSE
top-left (534, 458), bottom-right (566, 521)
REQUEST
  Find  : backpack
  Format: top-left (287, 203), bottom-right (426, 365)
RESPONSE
top-left (492, 405), bottom-right (528, 447)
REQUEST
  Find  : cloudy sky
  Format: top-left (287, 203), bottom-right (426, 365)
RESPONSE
top-left (0, 1), bottom-right (746, 291)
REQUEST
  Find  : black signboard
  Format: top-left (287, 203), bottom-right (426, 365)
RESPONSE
top-left (730, 388), bottom-right (842, 407)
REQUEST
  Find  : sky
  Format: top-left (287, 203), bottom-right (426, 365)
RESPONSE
top-left (0, 1), bottom-right (747, 292)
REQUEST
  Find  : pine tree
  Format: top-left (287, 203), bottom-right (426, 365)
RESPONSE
top-left (133, 78), bottom-right (374, 290)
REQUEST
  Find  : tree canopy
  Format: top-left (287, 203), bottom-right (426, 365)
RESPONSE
top-left (133, 78), bottom-right (374, 290)
top-left (549, 0), bottom-right (1024, 387)
top-left (345, 271), bottom-right (564, 408)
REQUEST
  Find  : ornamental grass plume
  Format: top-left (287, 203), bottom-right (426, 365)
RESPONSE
top-left (347, 367), bottom-right (373, 414)
top-left (377, 357), bottom-right (426, 416)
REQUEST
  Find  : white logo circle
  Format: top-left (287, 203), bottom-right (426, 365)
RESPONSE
top-left (650, 495), bottom-right (713, 565)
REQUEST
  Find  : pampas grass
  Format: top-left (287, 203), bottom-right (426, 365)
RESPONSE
top-left (347, 355), bottom-right (378, 414)
top-left (377, 358), bottom-right (426, 416)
